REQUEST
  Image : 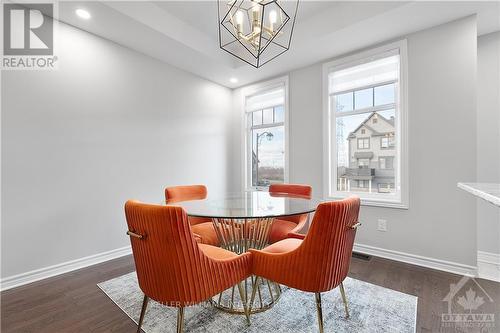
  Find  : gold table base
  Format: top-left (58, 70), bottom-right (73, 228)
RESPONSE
top-left (210, 276), bottom-right (281, 314)
top-left (210, 217), bottom-right (281, 314)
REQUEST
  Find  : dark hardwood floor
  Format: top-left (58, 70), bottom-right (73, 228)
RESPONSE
top-left (2, 255), bottom-right (499, 332)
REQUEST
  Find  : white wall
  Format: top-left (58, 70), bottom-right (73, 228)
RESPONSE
top-left (232, 16), bottom-right (478, 269)
top-left (1, 21), bottom-right (232, 279)
top-left (477, 32), bottom-right (500, 255)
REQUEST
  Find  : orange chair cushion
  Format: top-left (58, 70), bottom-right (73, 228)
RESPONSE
top-left (269, 184), bottom-right (312, 198)
top-left (188, 216), bottom-right (212, 226)
top-left (262, 238), bottom-right (302, 254)
top-left (165, 185), bottom-right (207, 203)
top-left (198, 244), bottom-right (237, 260)
top-left (268, 219), bottom-right (298, 244)
top-left (191, 222), bottom-right (219, 246)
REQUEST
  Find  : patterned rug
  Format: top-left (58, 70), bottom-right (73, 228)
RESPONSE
top-left (98, 272), bottom-right (417, 333)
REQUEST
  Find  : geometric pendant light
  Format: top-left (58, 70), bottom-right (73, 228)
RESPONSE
top-left (218, 0), bottom-right (299, 68)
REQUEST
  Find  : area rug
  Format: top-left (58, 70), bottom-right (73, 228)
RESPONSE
top-left (98, 272), bottom-right (417, 333)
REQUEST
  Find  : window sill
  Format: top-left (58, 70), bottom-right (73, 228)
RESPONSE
top-left (247, 186), bottom-right (269, 191)
top-left (327, 193), bottom-right (409, 209)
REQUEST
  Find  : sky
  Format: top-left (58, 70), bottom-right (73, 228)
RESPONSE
top-left (253, 126), bottom-right (284, 168)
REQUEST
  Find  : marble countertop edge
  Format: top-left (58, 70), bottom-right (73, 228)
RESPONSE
top-left (457, 182), bottom-right (500, 207)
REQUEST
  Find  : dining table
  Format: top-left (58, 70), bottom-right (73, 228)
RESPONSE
top-left (166, 190), bottom-right (322, 314)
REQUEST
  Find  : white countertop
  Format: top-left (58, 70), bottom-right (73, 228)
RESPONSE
top-left (457, 183), bottom-right (500, 207)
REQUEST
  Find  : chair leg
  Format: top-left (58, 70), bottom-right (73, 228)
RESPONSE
top-left (176, 307), bottom-right (185, 333)
top-left (339, 282), bottom-right (350, 319)
top-left (136, 295), bottom-right (149, 333)
top-left (314, 293), bottom-right (324, 333)
top-left (237, 282), bottom-right (251, 325)
top-left (248, 276), bottom-right (260, 314)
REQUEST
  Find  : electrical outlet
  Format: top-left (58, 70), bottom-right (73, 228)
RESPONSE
top-left (377, 219), bottom-right (387, 232)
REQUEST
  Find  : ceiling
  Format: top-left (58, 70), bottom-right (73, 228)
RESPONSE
top-left (52, 1), bottom-right (499, 88)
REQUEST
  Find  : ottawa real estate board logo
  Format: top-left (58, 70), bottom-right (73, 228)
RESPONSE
top-left (441, 276), bottom-right (496, 331)
top-left (2, 2), bottom-right (57, 69)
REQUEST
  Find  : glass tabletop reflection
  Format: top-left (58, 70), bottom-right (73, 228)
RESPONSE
top-left (165, 191), bottom-right (322, 219)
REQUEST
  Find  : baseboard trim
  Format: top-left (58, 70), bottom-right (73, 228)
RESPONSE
top-left (0, 246), bottom-right (132, 292)
top-left (477, 251), bottom-right (500, 282)
top-left (354, 243), bottom-right (477, 277)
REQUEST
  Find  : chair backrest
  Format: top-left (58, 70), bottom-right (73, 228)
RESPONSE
top-left (295, 196), bottom-right (360, 292)
top-left (165, 185), bottom-right (209, 226)
top-left (269, 183), bottom-right (312, 198)
top-left (269, 184), bottom-right (312, 225)
top-left (165, 185), bottom-right (207, 203)
top-left (125, 200), bottom-right (213, 305)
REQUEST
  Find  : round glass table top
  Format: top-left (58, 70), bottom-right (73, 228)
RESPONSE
top-left (165, 191), bottom-right (323, 219)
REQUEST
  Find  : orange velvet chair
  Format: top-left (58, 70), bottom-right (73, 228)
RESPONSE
top-left (268, 184), bottom-right (313, 244)
top-left (249, 197), bottom-right (361, 332)
top-left (125, 200), bottom-right (252, 333)
top-left (165, 185), bottom-right (219, 246)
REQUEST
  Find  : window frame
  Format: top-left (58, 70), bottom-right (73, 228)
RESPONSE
top-left (322, 40), bottom-right (409, 209)
top-left (380, 136), bottom-right (389, 149)
top-left (241, 76), bottom-right (289, 191)
top-left (358, 158), bottom-right (370, 167)
top-left (357, 137), bottom-right (370, 150)
top-left (379, 156), bottom-right (394, 170)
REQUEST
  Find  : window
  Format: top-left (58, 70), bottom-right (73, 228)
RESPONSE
top-left (248, 106), bottom-right (285, 187)
top-left (379, 156), bottom-right (394, 169)
top-left (358, 180), bottom-right (368, 188)
top-left (380, 135), bottom-right (395, 149)
top-left (244, 78), bottom-right (288, 189)
top-left (357, 138), bottom-right (370, 149)
top-left (381, 137), bottom-right (389, 148)
top-left (358, 158), bottom-right (370, 167)
top-left (323, 40), bottom-right (408, 208)
top-left (378, 183), bottom-right (395, 193)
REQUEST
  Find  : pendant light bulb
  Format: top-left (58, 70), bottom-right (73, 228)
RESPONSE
top-left (269, 10), bottom-right (277, 24)
top-left (235, 10), bottom-right (244, 25)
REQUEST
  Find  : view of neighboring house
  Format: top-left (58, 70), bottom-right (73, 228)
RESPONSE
top-left (338, 112), bottom-right (396, 193)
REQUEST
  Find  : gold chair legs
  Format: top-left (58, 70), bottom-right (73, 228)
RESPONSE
top-left (136, 295), bottom-right (185, 333)
top-left (177, 307), bottom-right (185, 333)
top-left (314, 283), bottom-right (349, 332)
top-left (137, 284), bottom-right (248, 333)
top-left (314, 292), bottom-right (324, 333)
top-left (339, 282), bottom-right (350, 319)
top-left (136, 295), bottom-right (149, 333)
top-left (246, 280), bottom-right (350, 333)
